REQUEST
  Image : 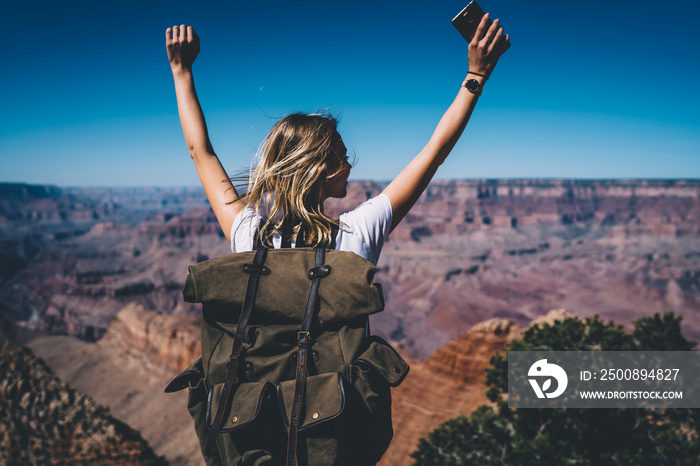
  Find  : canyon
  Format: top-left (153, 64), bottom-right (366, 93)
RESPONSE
top-left (1, 179), bottom-right (699, 463)
top-left (3, 179), bottom-right (698, 357)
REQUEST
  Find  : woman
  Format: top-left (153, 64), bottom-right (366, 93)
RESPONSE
top-left (167, 15), bottom-right (510, 466)
top-left (165, 14), bottom-right (510, 264)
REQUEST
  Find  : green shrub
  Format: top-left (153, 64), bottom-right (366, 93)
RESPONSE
top-left (411, 312), bottom-right (700, 466)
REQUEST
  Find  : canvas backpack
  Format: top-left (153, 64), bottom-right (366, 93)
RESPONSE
top-left (164, 245), bottom-right (410, 466)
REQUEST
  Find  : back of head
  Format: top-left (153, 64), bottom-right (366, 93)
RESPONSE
top-left (244, 112), bottom-right (346, 248)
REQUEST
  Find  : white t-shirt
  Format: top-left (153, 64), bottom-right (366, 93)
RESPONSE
top-left (230, 193), bottom-right (393, 266)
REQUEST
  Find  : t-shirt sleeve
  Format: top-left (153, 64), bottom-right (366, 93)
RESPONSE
top-left (338, 193), bottom-right (393, 264)
top-left (230, 207), bottom-right (259, 253)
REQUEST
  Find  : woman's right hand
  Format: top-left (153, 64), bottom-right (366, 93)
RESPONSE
top-left (468, 14), bottom-right (510, 78)
top-left (166, 25), bottom-right (200, 72)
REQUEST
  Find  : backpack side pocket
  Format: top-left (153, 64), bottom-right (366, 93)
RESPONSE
top-left (349, 335), bottom-right (410, 462)
top-left (164, 357), bottom-right (221, 465)
top-left (353, 335), bottom-right (409, 387)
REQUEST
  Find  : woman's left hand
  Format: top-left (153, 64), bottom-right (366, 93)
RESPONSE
top-left (166, 24), bottom-right (200, 72)
top-left (468, 14), bottom-right (511, 78)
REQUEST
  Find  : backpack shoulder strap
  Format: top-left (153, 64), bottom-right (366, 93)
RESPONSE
top-left (256, 217), bottom-right (339, 250)
top-left (203, 246), bottom-right (270, 461)
top-left (254, 219), bottom-right (267, 250)
top-left (286, 247), bottom-right (330, 465)
top-left (255, 217), bottom-right (296, 249)
top-left (281, 217), bottom-right (293, 249)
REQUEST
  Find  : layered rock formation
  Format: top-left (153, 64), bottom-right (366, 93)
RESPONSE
top-left (0, 336), bottom-right (166, 465)
top-left (100, 303), bottom-right (201, 377)
top-left (3, 178), bottom-right (699, 359)
top-left (423, 317), bottom-right (521, 382)
top-left (1, 205), bottom-right (226, 342)
top-left (28, 304), bottom-right (203, 465)
top-left (340, 179), bottom-right (700, 357)
top-left (0, 182), bottom-right (210, 287)
top-left (378, 315), bottom-right (525, 465)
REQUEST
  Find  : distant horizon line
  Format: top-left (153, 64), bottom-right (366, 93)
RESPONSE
top-left (3, 177), bottom-right (700, 190)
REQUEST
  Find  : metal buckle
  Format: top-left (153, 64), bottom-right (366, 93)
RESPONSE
top-left (297, 331), bottom-right (310, 342)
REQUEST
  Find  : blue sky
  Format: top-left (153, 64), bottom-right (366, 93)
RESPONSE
top-left (2, 0), bottom-right (699, 187)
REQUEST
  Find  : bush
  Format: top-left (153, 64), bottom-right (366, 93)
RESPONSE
top-left (411, 312), bottom-right (700, 466)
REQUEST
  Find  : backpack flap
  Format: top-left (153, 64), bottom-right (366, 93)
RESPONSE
top-left (277, 372), bottom-right (346, 432)
top-left (182, 249), bottom-right (385, 325)
top-left (206, 381), bottom-right (275, 432)
top-left (353, 336), bottom-right (410, 387)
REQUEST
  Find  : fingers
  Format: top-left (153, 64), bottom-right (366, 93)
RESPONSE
top-left (166, 24), bottom-right (197, 43)
top-left (187, 26), bottom-right (199, 44)
top-left (501, 34), bottom-right (511, 54)
top-left (480, 18), bottom-right (500, 46)
top-left (472, 13), bottom-right (490, 44)
top-left (493, 31), bottom-right (511, 56)
top-left (167, 25), bottom-right (180, 44)
top-left (478, 16), bottom-right (510, 57)
top-left (484, 17), bottom-right (500, 39)
top-left (487, 25), bottom-right (505, 54)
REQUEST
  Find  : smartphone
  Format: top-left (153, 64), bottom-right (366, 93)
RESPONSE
top-left (451, 1), bottom-right (492, 44)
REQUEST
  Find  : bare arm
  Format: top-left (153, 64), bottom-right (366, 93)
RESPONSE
top-left (382, 14), bottom-right (510, 231)
top-left (166, 25), bottom-right (243, 243)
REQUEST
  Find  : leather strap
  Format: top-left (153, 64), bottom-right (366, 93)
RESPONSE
top-left (256, 217), bottom-right (339, 250)
top-left (281, 218), bottom-right (293, 249)
top-left (285, 247), bottom-right (330, 466)
top-left (204, 247), bottom-right (269, 461)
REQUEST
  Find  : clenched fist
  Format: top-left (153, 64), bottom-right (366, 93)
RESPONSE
top-left (166, 25), bottom-right (200, 71)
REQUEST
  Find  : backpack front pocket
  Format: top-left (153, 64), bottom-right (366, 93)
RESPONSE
top-left (206, 381), bottom-right (276, 432)
top-left (276, 372), bottom-right (346, 432)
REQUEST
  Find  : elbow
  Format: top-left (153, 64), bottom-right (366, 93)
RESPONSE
top-left (418, 144), bottom-right (449, 168)
top-left (430, 142), bottom-right (455, 166)
top-left (187, 144), bottom-right (211, 161)
top-left (437, 149), bottom-right (450, 166)
top-left (187, 145), bottom-right (198, 160)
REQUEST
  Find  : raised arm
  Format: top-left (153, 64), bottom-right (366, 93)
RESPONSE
top-left (166, 25), bottom-right (243, 243)
top-left (382, 14), bottom-right (510, 232)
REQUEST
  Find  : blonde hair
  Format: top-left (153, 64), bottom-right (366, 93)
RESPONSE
top-left (236, 112), bottom-right (349, 248)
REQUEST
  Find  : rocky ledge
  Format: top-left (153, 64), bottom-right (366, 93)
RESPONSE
top-left (0, 337), bottom-right (166, 465)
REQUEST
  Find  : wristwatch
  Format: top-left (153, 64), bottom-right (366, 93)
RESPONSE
top-left (462, 78), bottom-right (483, 96)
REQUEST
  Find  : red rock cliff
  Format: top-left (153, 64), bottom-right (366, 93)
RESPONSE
top-left (100, 303), bottom-right (201, 376)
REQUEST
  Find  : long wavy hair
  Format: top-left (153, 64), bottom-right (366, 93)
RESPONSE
top-left (233, 112), bottom-right (351, 248)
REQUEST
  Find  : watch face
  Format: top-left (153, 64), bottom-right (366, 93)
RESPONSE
top-left (466, 79), bottom-right (480, 92)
